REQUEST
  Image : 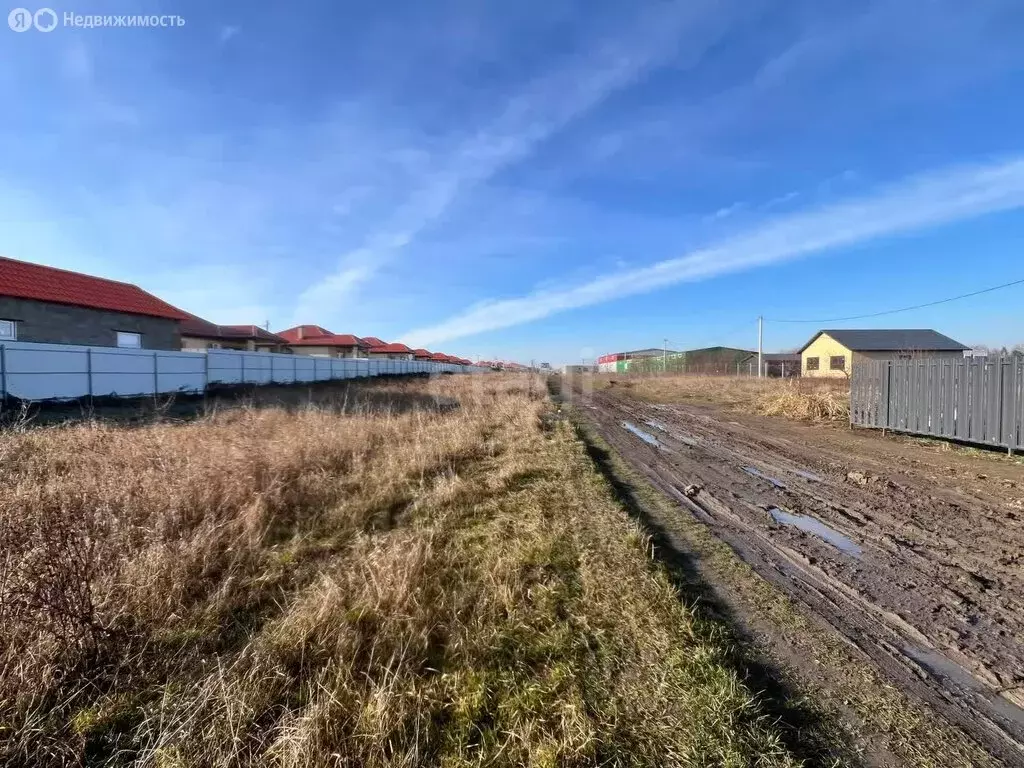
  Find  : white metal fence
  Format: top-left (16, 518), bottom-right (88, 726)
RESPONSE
top-left (0, 341), bottom-right (483, 402)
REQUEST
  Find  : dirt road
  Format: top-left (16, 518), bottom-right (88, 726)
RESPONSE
top-left (579, 386), bottom-right (1024, 765)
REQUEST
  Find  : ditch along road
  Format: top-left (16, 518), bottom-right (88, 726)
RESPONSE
top-left (574, 384), bottom-right (1024, 766)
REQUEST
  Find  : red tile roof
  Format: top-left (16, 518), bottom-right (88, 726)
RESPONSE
top-left (367, 342), bottom-right (413, 354)
top-left (222, 325), bottom-right (288, 343)
top-left (429, 352), bottom-right (449, 362)
top-left (412, 348), bottom-right (433, 359)
top-left (276, 326), bottom-right (367, 347)
top-left (0, 255), bottom-right (189, 320)
top-left (359, 336), bottom-right (386, 347)
top-left (180, 313), bottom-right (223, 339)
top-left (180, 314), bottom-right (288, 343)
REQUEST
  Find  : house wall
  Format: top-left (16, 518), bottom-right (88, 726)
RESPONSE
top-left (182, 336), bottom-right (216, 351)
top-left (803, 334), bottom-right (966, 378)
top-left (290, 345), bottom-right (339, 358)
top-left (0, 296), bottom-right (180, 350)
top-left (182, 336), bottom-right (253, 352)
top-left (801, 334), bottom-right (853, 378)
top-left (855, 350), bottom-right (966, 364)
top-left (289, 345), bottom-right (362, 358)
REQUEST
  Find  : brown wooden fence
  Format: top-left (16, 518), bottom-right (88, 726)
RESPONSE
top-left (850, 356), bottom-right (1024, 453)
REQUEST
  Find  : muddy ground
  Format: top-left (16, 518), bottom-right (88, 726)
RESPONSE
top-left (575, 384), bottom-right (1024, 766)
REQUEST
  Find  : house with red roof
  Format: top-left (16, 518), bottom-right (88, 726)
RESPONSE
top-left (276, 325), bottom-right (369, 358)
top-left (180, 314), bottom-right (290, 353)
top-left (0, 255), bottom-right (189, 350)
top-left (366, 342), bottom-right (414, 360)
top-left (412, 348), bottom-right (433, 360)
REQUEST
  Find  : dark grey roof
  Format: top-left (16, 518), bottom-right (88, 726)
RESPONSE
top-left (799, 329), bottom-right (969, 353)
top-left (762, 352), bottom-right (800, 361)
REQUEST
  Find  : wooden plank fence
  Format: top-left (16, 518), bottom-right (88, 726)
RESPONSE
top-left (850, 356), bottom-right (1024, 453)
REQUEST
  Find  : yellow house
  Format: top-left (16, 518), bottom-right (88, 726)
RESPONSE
top-left (799, 329), bottom-right (969, 378)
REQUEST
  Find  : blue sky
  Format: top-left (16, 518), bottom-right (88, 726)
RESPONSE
top-left (2, 0), bottom-right (1024, 364)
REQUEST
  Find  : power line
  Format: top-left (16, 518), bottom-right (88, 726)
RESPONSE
top-left (664, 317), bottom-right (757, 351)
top-left (765, 277), bottom-right (1024, 324)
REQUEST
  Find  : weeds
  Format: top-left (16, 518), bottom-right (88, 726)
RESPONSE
top-left (0, 375), bottom-right (799, 766)
top-left (601, 375), bottom-right (850, 422)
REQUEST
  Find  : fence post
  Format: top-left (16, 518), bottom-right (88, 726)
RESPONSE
top-left (293, 354), bottom-right (297, 384)
top-left (883, 362), bottom-right (892, 436)
top-left (204, 350), bottom-right (210, 391)
top-left (997, 356), bottom-right (1006, 449)
top-left (153, 351), bottom-right (159, 395)
top-left (87, 347), bottom-right (93, 399)
top-left (0, 344), bottom-right (5, 401)
top-left (241, 353), bottom-right (246, 385)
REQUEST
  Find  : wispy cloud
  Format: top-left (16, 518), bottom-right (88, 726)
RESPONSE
top-left (403, 156), bottom-right (1024, 346)
top-left (292, 0), bottom-right (731, 323)
top-left (707, 201), bottom-right (745, 221)
top-left (763, 191), bottom-right (799, 209)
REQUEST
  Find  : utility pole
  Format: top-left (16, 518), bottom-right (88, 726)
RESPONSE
top-left (757, 316), bottom-right (763, 378)
top-left (663, 338), bottom-right (668, 374)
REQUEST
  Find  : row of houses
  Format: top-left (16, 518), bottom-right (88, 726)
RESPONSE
top-left (598, 329), bottom-right (971, 378)
top-left (0, 256), bottom-right (476, 365)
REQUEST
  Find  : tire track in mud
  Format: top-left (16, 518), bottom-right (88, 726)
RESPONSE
top-left (583, 389), bottom-right (1024, 765)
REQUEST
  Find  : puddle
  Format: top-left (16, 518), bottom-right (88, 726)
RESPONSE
top-left (792, 468), bottom-right (823, 483)
top-left (901, 645), bottom-right (1024, 729)
top-left (622, 421), bottom-right (661, 448)
top-left (644, 419), bottom-right (668, 433)
top-left (743, 466), bottom-right (787, 489)
top-left (769, 507), bottom-right (863, 558)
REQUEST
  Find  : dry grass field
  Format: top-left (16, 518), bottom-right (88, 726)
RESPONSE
top-left (0, 375), bottom-right (800, 767)
top-left (597, 375), bottom-right (850, 422)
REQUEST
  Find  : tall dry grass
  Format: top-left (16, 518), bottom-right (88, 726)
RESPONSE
top-left (603, 375), bottom-right (850, 422)
top-left (1, 376), bottom-right (799, 767)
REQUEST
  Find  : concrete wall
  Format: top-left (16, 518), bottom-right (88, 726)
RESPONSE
top-left (0, 297), bottom-right (180, 350)
top-left (0, 341), bottom-right (485, 401)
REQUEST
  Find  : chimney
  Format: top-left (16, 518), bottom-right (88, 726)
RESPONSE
top-left (298, 326), bottom-right (304, 340)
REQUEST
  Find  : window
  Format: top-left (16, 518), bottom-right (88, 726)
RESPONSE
top-left (805, 356), bottom-right (820, 371)
top-left (0, 320), bottom-right (15, 340)
top-left (116, 331), bottom-right (142, 348)
top-left (830, 355), bottom-right (846, 371)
